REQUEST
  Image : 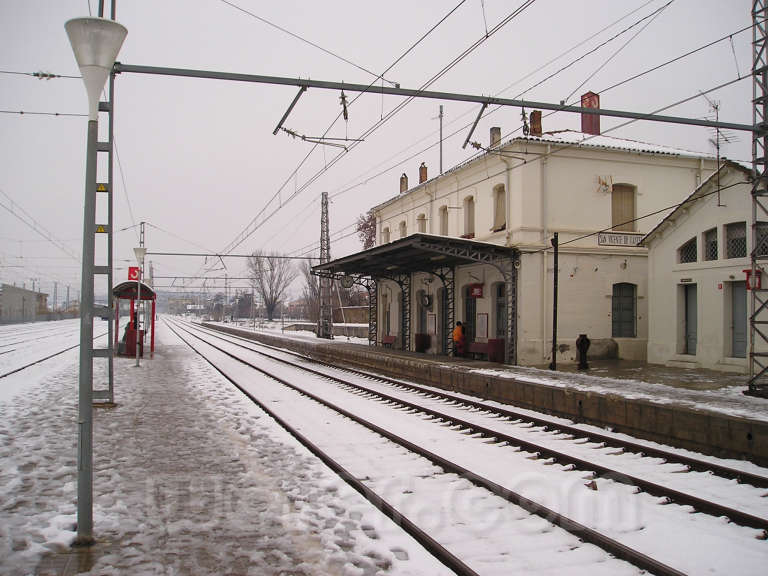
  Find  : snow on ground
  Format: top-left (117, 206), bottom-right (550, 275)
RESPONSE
top-left (206, 317), bottom-right (768, 423)
top-left (0, 319), bottom-right (451, 576)
top-left (184, 324), bottom-right (768, 575)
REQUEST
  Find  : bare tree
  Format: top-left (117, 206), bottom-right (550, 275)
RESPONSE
top-left (247, 250), bottom-right (298, 321)
top-left (356, 210), bottom-right (376, 249)
top-left (301, 260), bottom-right (320, 323)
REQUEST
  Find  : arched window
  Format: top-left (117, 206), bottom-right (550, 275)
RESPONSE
top-left (612, 283), bottom-right (636, 338)
top-left (399, 220), bottom-right (407, 238)
top-left (382, 227), bottom-right (390, 244)
top-left (439, 206), bottom-right (448, 236)
top-left (492, 184), bottom-right (506, 232)
top-left (417, 213), bottom-right (427, 233)
top-left (463, 196), bottom-right (475, 238)
top-left (611, 184), bottom-right (635, 232)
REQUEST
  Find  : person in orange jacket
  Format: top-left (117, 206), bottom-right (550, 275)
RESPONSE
top-left (452, 321), bottom-right (466, 357)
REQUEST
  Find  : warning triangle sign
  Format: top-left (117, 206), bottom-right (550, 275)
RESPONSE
top-left (96, 183), bottom-right (108, 192)
top-left (96, 225), bottom-right (106, 233)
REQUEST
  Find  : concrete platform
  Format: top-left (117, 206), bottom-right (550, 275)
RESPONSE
top-left (205, 323), bottom-right (768, 466)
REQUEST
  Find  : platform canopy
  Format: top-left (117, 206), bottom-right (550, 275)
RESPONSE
top-left (312, 233), bottom-right (519, 364)
top-left (112, 280), bottom-right (156, 301)
top-left (311, 233), bottom-right (517, 277)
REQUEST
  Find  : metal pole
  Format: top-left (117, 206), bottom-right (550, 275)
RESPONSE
top-left (549, 233), bottom-right (558, 371)
top-left (135, 265), bottom-right (141, 367)
top-left (76, 118), bottom-right (98, 546)
top-left (114, 63), bottom-right (755, 133)
top-left (439, 105), bottom-right (444, 174)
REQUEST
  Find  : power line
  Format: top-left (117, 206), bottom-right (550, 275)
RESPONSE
top-left (0, 109), bottom-right (85, 117)
top-left (237, 0), bottom-right (538, 259)
top-left (530, 179), bottom-right (750, 255)
top-left (214, 0), bottom-right (474, 261)
top-left (330, 76), bottom-right (747, 245)
top-left (0, 189), bottom-right (81, 262)
top-left (328, 23), bottom-right (753, 205)
top-left (218, 0), bottom-right (399, 87)
top-left (0, 69), bottom-right (80, 80)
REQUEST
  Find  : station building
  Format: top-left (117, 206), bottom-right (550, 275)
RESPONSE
top-left (642, 161), bottom-right (759, 373)
top-left (315, 104), bottom-right (718, 366)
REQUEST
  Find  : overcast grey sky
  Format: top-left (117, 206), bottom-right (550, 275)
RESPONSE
top-left (0, 0), bottom-right (754, 302)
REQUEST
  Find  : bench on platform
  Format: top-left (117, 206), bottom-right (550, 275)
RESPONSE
top-left (381, 335), bottom-right (396, 348)
top-left (468, 341), bottom-right (488, 359)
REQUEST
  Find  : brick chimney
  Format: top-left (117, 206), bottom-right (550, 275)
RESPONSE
top-left (490, 126), bottom-right (501, 148)
top-left (530, 110), bottom-right (542, 136)
top-left (400, 173), bottom-right (408, 193)
top-left (419, 162), bottom-right (428, 183)
top-left (581, 91), bottom-right (600, 135)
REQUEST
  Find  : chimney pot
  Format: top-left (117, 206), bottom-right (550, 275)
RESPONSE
top-left (400, 173), bottom-right (408, 193)
top-left (419, 162), bottom-right (428, 183)
top-left (530, 110), bottom-right (542, 136)
top-left (490, 126), bottom-right (501, 148)
top-left (580, 91), bottom-right (600, 135)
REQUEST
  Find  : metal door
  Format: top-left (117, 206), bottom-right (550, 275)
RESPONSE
top-left (732, 281), bottom-right (747, 358)
top-left (685, 284), bottom-right (697, 355)
top-left (464, 288), bottom-right (476, 343)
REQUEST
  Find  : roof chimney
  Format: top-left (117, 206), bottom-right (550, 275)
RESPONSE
top-left (581, 91), bottom-right (600, 135)
top-left (490, 126), bottom-right (501, 148)
top-left (400, 173), bottom-right (408, 193)
top-left (530, 110), bottom-right (542, 137)
top-left (419, 162), bottom-right (428, 183)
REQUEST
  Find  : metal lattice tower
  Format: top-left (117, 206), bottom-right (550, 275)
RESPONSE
top-left (748, 0), bottom-right (768, 397)
top-left (318, 192), bottom-right (333, 339)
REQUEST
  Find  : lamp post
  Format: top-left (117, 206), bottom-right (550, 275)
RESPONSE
top-left (133, 246), bottom-right (147, 367)
top-left (66, 16), bottom-right (127, 546)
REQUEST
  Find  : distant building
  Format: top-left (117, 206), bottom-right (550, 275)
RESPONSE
top-left (0, 284), bottom-right (48, 324)
top-left (642, 162), bottom-right (755, 373)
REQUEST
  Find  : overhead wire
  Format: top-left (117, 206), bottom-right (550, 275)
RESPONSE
top-left (214, 0), bottom-right (473, 262)
top-left (217, 0), bottom-right (399, 87)
top-left (327, 21), bottom-right (753, 205)
top-left (345, 75), bottom-right (749, 239)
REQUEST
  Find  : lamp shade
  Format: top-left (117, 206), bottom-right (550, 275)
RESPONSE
top-left (133, 247), bottom-right (147, 262)
top-left (65, 17), bottom-right (127, 120)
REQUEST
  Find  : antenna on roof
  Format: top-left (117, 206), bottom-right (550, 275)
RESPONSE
top-left (700, 90), bottom-right (724, 206)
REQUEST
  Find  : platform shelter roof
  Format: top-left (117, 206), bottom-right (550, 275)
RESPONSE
top-left (312, 233), bottom-right (517, 278)
top-left (112, 281), bottom-right (156, 301)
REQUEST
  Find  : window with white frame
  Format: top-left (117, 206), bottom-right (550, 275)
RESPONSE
top-left (704, 228), bottom-right (718, 261)
top-left (678, 237), bottom-right (697, 263)
top-left (611, 184), bottom-right (636, 232)
top-left (463, 196), bottom-right (475, 238)
top-left (757, 221), bottom-right (768, 256)
top-left (439, 206), bottom-right (448, 236)
top-left (492, 184), bottom-right (506, 232)
top-left (726, 222), bottom-right (746, 258)
top-left (417, 213), bottom-right (426, 233)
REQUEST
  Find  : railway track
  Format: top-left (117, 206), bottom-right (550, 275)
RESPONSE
top-left (0, 330), bottom-right (108, 380)
top-left (169, 318), bottom-right (768, 575)
top-left (197, 321), bottom-right (768, 492)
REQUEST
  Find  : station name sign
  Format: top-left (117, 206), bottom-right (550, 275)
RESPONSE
top-left (597, 232), bottom-right (644, 247)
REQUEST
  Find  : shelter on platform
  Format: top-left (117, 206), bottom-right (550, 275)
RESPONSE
top-left (112, 280), bottom-right (156, 357)
top-left (312, 233), bottom-right (519, 363)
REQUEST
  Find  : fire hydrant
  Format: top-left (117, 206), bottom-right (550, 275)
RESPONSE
top-left (576, 333), bottom-right (590, 370)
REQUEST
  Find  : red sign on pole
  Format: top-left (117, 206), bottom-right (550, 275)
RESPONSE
top-left (128, 267), bottom-right (140, 281)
